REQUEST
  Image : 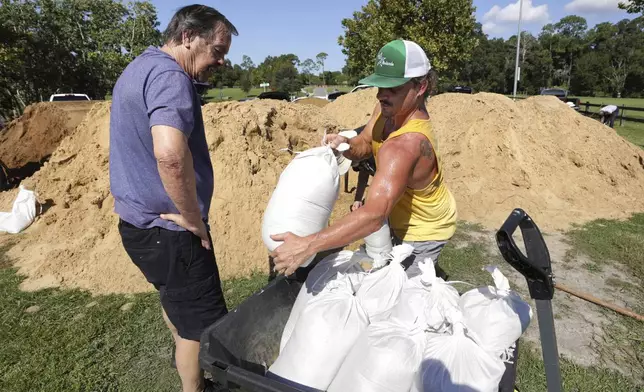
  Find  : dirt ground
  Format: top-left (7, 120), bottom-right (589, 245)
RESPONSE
top-left (458, 228), bottom-right (643, 383)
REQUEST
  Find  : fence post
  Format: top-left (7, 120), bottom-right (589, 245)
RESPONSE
top-left (620, 104), bottom-right (625, 127)
top-left (585, 101), bottom-right (590, 114)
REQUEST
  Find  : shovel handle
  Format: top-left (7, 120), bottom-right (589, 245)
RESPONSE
top-left (555, 283), bottom-right (644, 322)
top-left (496, 208), bottom-right (555, 300)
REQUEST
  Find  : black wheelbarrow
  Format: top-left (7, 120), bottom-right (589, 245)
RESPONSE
top-left (199, 208), bottom-right (561, 392)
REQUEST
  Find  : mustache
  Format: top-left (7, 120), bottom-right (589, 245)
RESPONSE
top-left (379, 100), bottom-right (392, 106)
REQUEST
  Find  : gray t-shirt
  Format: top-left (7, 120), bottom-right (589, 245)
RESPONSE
top-left (109, 46), bottom-right (213, 231)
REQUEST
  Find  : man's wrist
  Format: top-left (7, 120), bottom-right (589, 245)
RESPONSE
top-left (306, 233), bottom-right (323, 257)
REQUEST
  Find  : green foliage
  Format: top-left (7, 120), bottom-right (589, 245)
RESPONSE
top-left (455, 15), bottom-right (644, 98)
top-left (338, 0), bottom-right (478, 81)
top-left (0, 0), bottom-right (162, 119)
top-left (208, 59), bottom-right (242, 88)
top-left (619, 0), bottom-right (644, 14)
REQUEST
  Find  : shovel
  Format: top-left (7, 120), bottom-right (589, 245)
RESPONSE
top-left (496, 208), bottom-right (562, 392)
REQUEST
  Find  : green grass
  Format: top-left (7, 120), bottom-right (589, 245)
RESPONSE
top-left (204, 87), bottom-right (264, 102)
top-left (615, 122), bottom-right (644, 148)
top-left (0, 243), bottom-right (268, 392)
top-left (566, 214), bottom-right (644, 382)
top-left (3, 216), bottom-right (644, 391)
top-left (577, 96), bottom-right (644, 109)
top-left (204, 85), bottom-right (355, 103)
top-left (516, 341), bottom-right (641, 392)
top-left (567, 214), bottom-right (644, 285)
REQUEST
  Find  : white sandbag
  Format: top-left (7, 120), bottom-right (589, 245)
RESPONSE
top-left (279, 250), bottom-right (364, 352)
top-left (262, 146), bottom-right (340, 267)
top-left (269, 276), bottom-right (369, 391)
top-left (394, 258), bottom-right (460, 331)
top-left (328, 318), bottom-right (426, 392)
top-left (411, 308), bottom-right (506, 392)
top-left (363, 220), bottom-right (393, 259)
top-left (356, 243), bottom-right (412, 320)
top-left (459, 266), bottom-right (533, 359)
top-left (0, 186), bottom-right (37, 234)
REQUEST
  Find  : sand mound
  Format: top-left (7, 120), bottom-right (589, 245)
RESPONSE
top-left (3, 91), bottom-right (643, 295)
top-left (0, 99), bottom-right (358, 294)
top-left (324, 88), bottom-right (377, 129)
top-left (428, 93), bottom-right (644, 230)
top-left (293, 97), bottom-right (329, 108)
top-left (0, 102), bottom-right (95, 168)
top-left (324, 91), bottom-right (644, 230)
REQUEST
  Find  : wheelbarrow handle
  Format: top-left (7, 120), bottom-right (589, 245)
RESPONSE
top-left (496, 208), bottom-right (555, 301)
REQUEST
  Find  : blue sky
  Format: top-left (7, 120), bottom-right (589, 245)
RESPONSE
top-left (150, 0), bottom-right (636, 71)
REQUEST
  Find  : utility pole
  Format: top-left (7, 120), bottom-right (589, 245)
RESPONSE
top-left (513, 0), bottom-right (524, 100)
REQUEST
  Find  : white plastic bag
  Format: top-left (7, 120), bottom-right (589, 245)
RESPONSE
top-left (262, 146), bottom-right (340, 267)
top-left (394, 258), bottom-right (460, 331)
top-left (328, 318), bottom-right (426, 392)
top-left (411, 308), bottom-right (506, 392)
top-left (279, 250), bottom-right (363, 352)
top-left (269, 276), bottom-right (369, 391)
top-left (356, 243), bottom-right (412, 320)
top-left (363, 220), bottom-right (393, 259)
top-left (459, 266), bottom-right (533, 359)
top-left (0, 186), bottom-right (37, 234)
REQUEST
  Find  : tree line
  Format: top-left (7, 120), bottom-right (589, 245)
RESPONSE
top-left (207, 52), bottom-right (349, 95)
top-left (1, 0), bottom-right (162, 120)
top-left (2, 0), bottom-right (642, 122)
top-left (339, 0), bottom-right (644, 98)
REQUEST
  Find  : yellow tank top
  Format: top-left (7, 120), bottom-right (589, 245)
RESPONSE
top-left (372, 115), bottom-right (458, 241)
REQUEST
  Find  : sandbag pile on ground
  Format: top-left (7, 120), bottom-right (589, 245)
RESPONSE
top-left (272, 254), bottom-right (533, 392)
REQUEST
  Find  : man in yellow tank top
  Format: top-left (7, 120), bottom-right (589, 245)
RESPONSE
top-left (271, 39), bottom-right (457, 277)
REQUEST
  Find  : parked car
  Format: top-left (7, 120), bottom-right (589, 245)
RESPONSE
top-left (48, 93), bottom-right (90, 102)
top-left (539, 88), bottom-right (581, 109)
top-left (449, 85), bottom-right (474, 94)
top-left (327, 91), bottom-right (347, 102)
top-left (257, 91), bottom-right (291, 101)
top-left (349, 85), bottom-right (374, 94)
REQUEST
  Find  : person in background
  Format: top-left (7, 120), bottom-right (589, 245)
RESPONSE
top-left (599, 104), bottom-right (619, 128)
top-left (109, 5), bottom-right (238, 392)
top-left (270, 39), bottom-right (457, 278)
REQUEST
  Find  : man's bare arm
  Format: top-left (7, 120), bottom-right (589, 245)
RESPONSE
top-left (151, 125), bottom-right (202, 227)
top-left (307, 137), bottom-right (416, 254)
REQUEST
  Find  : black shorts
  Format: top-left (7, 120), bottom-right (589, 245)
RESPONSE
top-left (118, 219), bottom-right (228, 341)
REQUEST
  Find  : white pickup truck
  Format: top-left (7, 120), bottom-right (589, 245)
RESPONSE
top-left (48, 93), bottom-right (91, 102)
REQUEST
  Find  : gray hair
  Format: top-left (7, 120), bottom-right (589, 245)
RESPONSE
top-left (163, 5), bottom-right (238, 44)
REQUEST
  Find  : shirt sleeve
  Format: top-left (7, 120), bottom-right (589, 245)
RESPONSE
top-left (146, 70), bottom-right (196, 138)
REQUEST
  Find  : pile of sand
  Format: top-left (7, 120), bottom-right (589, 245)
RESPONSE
top-left (0, 102), bottom-right (95, 168)
top-left (293, 97), bottom-right (329, 108)
top-left (0, 99), bottom-right (359, 294)
top-left (326, 89), bottom-right (644, 230)
top-left (324, 88), bottom-right (377, 129)
top-left (1, 90), bottom-right (643, 295)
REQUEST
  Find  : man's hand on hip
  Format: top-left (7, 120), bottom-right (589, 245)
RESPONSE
top-left (161, 213), bottom-right (211, 250)
top-left (270, 232), bottom-right (316, 276)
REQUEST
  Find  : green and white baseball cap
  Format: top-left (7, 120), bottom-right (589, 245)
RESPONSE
top-left (359, 39), bottom-right (431, 88)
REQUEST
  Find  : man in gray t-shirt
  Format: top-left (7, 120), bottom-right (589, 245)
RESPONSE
top-left (109, 5), bottom-right (238, 392)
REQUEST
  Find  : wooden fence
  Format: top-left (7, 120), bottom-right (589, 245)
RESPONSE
top-left (512, 96), bottom-right (644, 125)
